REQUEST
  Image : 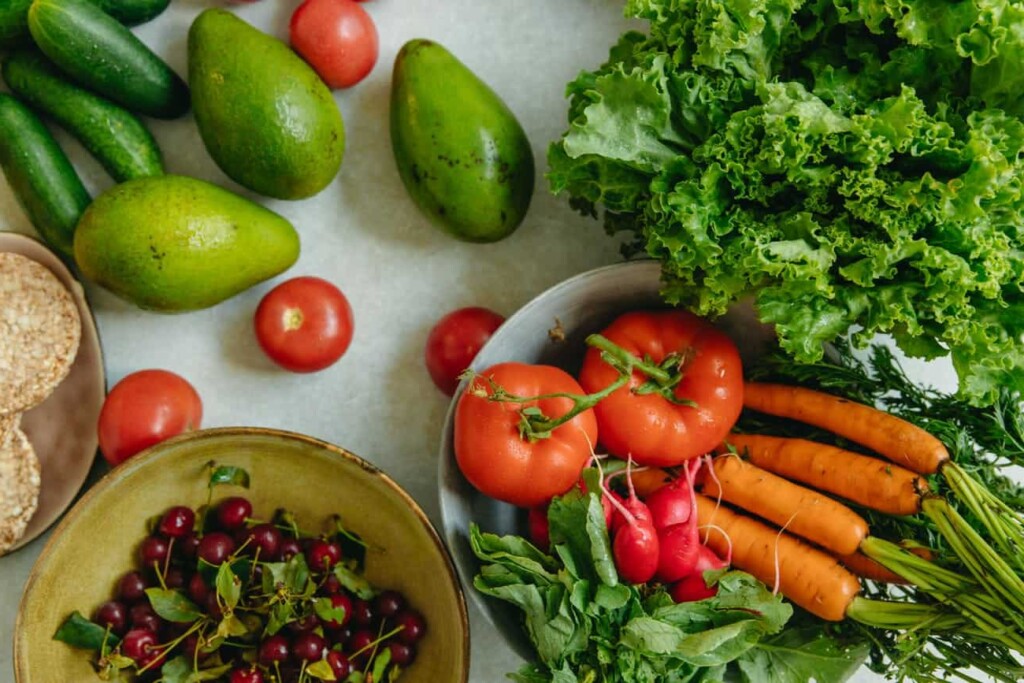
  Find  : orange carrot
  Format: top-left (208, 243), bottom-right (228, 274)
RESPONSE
top-left (839, 545), bottom-right (935, 585)
top-left (702, 455), bottom-right (868, 556)
top-left (743, 382), bottom-right (949, 474)
top-left (694, 494), bottom-right (861, 621)
top-left (838, 552), bottom-right (909, 584)
top-left (631, 468), bottom-right (673, 498)
top-left (723, 433), bottom-right (927, 516)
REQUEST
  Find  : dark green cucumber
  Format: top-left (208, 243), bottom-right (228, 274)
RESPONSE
top-left (2, 0), bottom-right (168, 48)
top-left (0, 93), bottom-right (91, 259)
top-left (0, 0), bottom-right (33, 48)
top-left (27, 0), bottom-right (189, 119)
top-left (3, 49), bottom-right (164, 182)
top-left (89, 0), bottom-right (169, 26)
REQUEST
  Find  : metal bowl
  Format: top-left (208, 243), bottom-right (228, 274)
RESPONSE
top-left (437, 259), bottom-right (775, 660)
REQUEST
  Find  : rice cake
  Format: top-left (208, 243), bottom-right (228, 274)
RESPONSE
top-left (0, 425), bottom-right (41, 555)
top-left (0, 252), bottom-right (81, 414)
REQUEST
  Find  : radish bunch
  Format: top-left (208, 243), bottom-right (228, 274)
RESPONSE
top-left (530, 460), bottom-right (730, 601)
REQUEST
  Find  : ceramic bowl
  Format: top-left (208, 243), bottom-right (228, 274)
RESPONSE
top-left (16, 427), bottom-right (469, 683)
top-left (437, 259), bottom-right (776, 660)
top-left (0, 232), bottom-right (106, 555)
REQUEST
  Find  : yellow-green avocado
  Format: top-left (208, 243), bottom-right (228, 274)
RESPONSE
top-left (390, 39), bottom-right (534, 243)
top-left (73, 175), bottom-right (299, 311)
top-left (188, 9), bottom-right (345, 200)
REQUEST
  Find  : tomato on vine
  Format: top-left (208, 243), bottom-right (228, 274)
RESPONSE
top-left (453, 362), bottom-right (601, 508)
top-left (578, 310), bottom-right (743, 467)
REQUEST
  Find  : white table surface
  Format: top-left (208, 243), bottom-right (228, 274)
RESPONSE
top-left (0, 1), bottom-right (969, 682)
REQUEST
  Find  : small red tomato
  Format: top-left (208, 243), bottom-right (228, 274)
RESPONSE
top-left (254, 276), bottom-right (354, 373)
top-left (425, 307), bottom-right (504, 395)
top-left (98, 370), bottom-right (202, 466)
top-left (290, 0), bottom-right (379, 89)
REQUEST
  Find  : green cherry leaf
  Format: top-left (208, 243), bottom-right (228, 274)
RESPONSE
top-left (332, 563), bottom-right (374, 600)
top-left (306, 659), bottom-right (337, 681)
top-left (53, 611), bottom-right (119, 651)
top-left (313, 596), bottom-right (346, 626)
top-left (371, 647), bottom-right (393, 681)
top-left (145, 588), bottom-right (203, 623)
top-left (208, 464), bottom-right (250, 490)
top-left (215, 562), bottom-right (242, 611)
top-left (159, 656), bottom-right (190, 683)
top-left (216, 614), bottom-right (249, 640)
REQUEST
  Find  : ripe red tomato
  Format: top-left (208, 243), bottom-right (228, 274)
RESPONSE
top-left (578, 310), bottom-right (743, 467)
top-left (453, 362), bottom-right (597, 507)
top-left (425, 307), bottom-right (505, 395)
top-left (254, 276), bottom-right (354, 373)
top-left (98, 370), bottom-right (203, 466)
top-left (290, 0), bottom-right (379, 89)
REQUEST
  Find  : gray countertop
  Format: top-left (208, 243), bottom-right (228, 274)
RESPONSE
top-left (0, 1), bottom-right (972, 681)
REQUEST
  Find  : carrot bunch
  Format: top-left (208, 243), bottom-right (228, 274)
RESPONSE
top-left (666, 380), bottom-right (1024, 663)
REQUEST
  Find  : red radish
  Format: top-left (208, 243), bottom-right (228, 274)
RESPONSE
top-left (612, 519), bottom-right (660, 584)
top-left (646, 459), bottom-right (701, 529)
top-left (693, 543), bottom-right (729, 572)
top-left (609, 460), bottom-right (653, 533)
top-left (670, 545), bottom-right (729, 602)
top-left (671, 571), bottom-right (718, 602)
top-left (602, 477), bottom-right (659, 584)
top-left (654, 522), bottom-right (700, 583)
top-left (646, 480), bottom-right (693, 530)
top-left (527, 506), bottom-right (550, 550)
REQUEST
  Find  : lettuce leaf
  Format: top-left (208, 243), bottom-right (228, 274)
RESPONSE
top-left (550, 0), bottom-right (1024, 404)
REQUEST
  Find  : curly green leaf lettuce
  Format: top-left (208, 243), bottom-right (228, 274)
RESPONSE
top-left (550, 0), bottom-right (1024, 404)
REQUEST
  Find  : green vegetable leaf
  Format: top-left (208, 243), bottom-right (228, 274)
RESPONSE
top-left (145, 588), bottom-right (203, 623)
top-left (53, 611), bottom-right (117, 651)
top-left (215, 562), bottom-right (241, 611)
top-left (207, 464), bottom-right (250, 489)
top-left (735, 627), bottom-right (870, 683)
top-left (547, 485), bottom-right (617, 586)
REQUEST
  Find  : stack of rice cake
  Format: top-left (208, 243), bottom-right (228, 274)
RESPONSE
top-left (0, 252), bottom-right (81, 555)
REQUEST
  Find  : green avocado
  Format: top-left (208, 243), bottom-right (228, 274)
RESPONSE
top-left (390, 39), bottom-right (534, 243)
top-left (74, 175), bottom-right (300, 311)
top-left (188, 9), bottom-right (345, 200)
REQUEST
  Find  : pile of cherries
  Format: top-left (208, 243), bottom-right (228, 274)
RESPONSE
top-left (87, 495), bottom-right (427, 682)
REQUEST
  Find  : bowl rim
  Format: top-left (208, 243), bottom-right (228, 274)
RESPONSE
top-left (14, 425), bottom-right (471, 683)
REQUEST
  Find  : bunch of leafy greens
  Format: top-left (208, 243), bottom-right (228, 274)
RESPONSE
top-left (549, 0), bottom-right (1024, 405)
top-left (470, 472), bottom-right (868, 682)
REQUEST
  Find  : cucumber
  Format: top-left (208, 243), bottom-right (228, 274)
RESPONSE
top-left (89, 0), bottom-right (170, 26)
top-left (3, 49), bottom-right (164, 182)
top-left (1, 0), bottom-right (168, 48)
top-left (0, 0), bottom-right (33, 48)
top-left (0, 93), bottom-right (91, 260)
top-left (27, 0), bottom-right (189, 119)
